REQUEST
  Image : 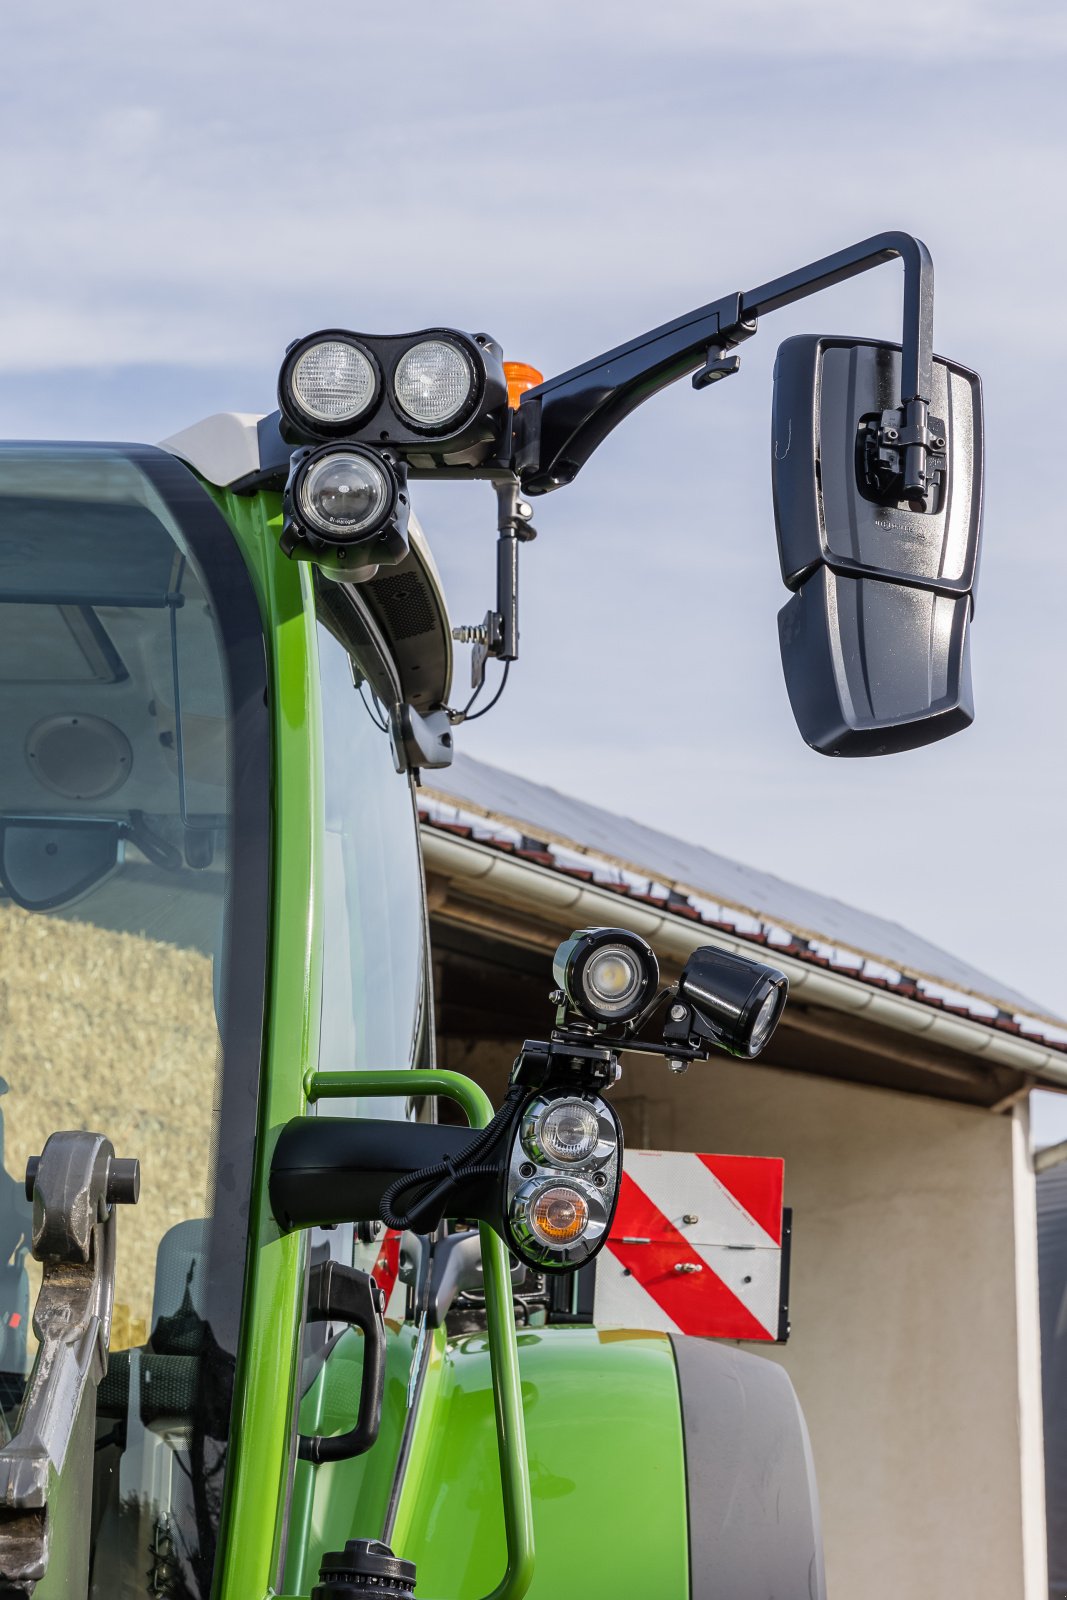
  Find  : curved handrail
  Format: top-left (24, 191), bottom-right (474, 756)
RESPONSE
top-left (303, 1067), bottom-right (535, 1600)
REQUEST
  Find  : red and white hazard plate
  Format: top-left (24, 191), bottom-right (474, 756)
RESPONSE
top-left (595, 1150), bottom-right (786, 1342)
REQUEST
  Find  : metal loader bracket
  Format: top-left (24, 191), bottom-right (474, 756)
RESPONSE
top-left (0, 1132), bottom-right (139, 1598)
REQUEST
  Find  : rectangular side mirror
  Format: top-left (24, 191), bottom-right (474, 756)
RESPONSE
top-left (772, 335), bottom-right (983, 756)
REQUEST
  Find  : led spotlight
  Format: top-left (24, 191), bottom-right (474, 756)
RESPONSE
top-left (281, 443), bottom-right (410, 578)
top-left (552, 927), bottom-right (659, 1025)
top-left (666, 945), bottom-right (788, 1060)
top-left (279, 332), bottom-right (381, 436)
top-left (392, 338), bottom-right (477, 430)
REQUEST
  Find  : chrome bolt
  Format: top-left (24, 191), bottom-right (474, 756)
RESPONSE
top-left (669, 1004), bottom-right (687, 1022)
top-left (682, 1213), bottom-right (698, 1226)
top-left (674, 1262), bottom-right (702, 1274)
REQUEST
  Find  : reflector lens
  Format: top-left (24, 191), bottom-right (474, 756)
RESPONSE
top-left (538, 1100), bottom-right (600, 1164)
top-left (582, 945), bottom-right (642, 1015)
top-left (393, 340), bottom-right (474, 427)
top-left (529, 1185), bottom-right (589, 1246)
top-left (291, 340), bottom-right (377, 424)
top-left (298, 451), bottom-right (388, 539)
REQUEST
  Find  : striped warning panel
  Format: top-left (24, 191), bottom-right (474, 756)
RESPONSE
top-left (594, 1149), bottom-right (786, 1341)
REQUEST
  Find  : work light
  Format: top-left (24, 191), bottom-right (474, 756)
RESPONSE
top-left (279, 332), bottom-right (380, 435)
top-left (393, 338), bottom-right (476, 429)
top-left (666, 946), bottom-right (788, 1060)
top-left (552, 927), bottom-right (659, 1026)
top-left (281, 443), bottom-right (410, 576)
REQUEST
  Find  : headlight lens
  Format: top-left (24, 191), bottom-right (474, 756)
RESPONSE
top-left (537, 1100), bottom-right (601, 1165)
top-left (582, 944), bottom-right (643, 1016)
top-left (747, 987), bottom-right (781, 1055)
top-left (289, 339), bottom-right (377, 426)
top-left (393, 339), bottom-right (474, 427)
top-left (529, 1184), bottom-right (589, 1246)
top-left (297, 451), bottom-right (389, 539)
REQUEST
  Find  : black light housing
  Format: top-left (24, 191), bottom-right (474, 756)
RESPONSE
top-left (276, 326), bottom-right (509, 468)
top-left (664, 946), bottom-right (788, 1060)
top-left (552, 927), bottom-right (660, 1026)
top-left (281, 443), bottom-right (410, 580)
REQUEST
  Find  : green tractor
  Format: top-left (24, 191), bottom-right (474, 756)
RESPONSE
top-left (0, 232), bottom-right (981, 1598)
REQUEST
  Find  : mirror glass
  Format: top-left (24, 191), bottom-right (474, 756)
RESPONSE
top-left (771, 335), bottom-right (983, 756)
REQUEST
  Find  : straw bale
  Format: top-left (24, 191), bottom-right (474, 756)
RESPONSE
top-left (0, 902), bottom-right (220, 1350)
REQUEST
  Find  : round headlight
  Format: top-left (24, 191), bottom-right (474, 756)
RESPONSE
top-left (537, 1100), bottom-right (601, 1165)
top-left (552, 927), bottom-right (659, 1025)
top-left (582, 945), bottom-right (644, 1017)
top-left (529, 1184), bottom-right (589, 1247)
top-left (297, 450), bottom-right (390, 541)
top-left (393, 339), bottom-right (475, 428)
top-left (284, 336), bottom-right (379, 429)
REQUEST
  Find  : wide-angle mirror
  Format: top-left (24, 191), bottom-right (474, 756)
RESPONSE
top-left (772, 334), bottom-right (983, 755)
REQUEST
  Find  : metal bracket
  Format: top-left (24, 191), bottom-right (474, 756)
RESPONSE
top-left (452, 477), bottom-right (536, 700)
top-left (0, 1132), bottom-right (139, 1598)
top-left (860, 406), bottom-right (948, 509)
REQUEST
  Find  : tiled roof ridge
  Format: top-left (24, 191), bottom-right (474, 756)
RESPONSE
top-left (418, 800), bottom-right (1067, 1057)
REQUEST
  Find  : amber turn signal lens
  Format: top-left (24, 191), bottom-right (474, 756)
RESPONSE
top-left (529, 1184), bottom-right (589, 1245)
top-left (504, 361), bottom-right (544, 409)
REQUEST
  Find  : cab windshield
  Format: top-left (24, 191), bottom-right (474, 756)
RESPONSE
top-left (0, 444), bottom-right (269, 1597)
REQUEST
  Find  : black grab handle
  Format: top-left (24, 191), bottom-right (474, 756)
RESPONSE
top-left (298, 1260), bottom-right (387, 1464)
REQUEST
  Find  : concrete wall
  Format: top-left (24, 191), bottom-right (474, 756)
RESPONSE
top-left (441, 1037), bottom-right (1046, 1600)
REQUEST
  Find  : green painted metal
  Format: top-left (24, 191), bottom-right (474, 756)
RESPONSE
top-left (205, 489), bottom-right (325, 1600)
top-left (393, 1327), bottom-right (689, 1600)
top-left (285, 1323), bottom-right (424, 1594)
top-left (305, 1069), bottom-right (535, 1600)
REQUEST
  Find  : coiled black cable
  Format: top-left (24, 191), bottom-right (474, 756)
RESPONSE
top-left (379, 1087), bottom-right (527, 1233)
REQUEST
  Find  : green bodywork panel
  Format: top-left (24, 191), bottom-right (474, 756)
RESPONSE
top-left (205, 489), bottom-right (324, 1600)
top-left (285, 1326), bottom-right (689, 1599)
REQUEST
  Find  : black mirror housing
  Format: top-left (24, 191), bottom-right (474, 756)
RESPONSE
top-left (772, 335), bottom-right (983, 756)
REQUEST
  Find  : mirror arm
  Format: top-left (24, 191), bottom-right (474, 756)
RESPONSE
top-left (517, 230), bottom-right (935, 501)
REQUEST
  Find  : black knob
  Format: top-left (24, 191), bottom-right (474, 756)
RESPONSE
top-left (313, 1539), bottom-right (416, 1598)
top-left (107, 1158), bottom-right (140, 1206)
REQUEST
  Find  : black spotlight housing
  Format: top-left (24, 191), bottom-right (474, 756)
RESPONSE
top-left (281, 443), bottom-right (410, 581)
top-left (665, 946), bottom-right (788, 1060)
top-left (552, 927), bottom-right (659, 1026)
top-left (276, 326), bottom-right (510, 468)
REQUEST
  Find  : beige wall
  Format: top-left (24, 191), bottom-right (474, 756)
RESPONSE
top-left (442, 1037), bottom-right (1044, 1600)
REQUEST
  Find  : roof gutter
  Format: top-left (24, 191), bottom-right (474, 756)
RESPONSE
top-left (422, 828), bottom-right (1067, 1090)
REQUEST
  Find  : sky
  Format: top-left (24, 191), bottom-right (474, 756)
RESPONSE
top-left (3, 1), bottom-right (1067, 1133)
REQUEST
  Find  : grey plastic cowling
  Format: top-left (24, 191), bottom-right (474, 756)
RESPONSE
top-left (670, 1336), bottom-right (826, 1600)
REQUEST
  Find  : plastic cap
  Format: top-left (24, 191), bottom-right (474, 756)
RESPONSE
top-left (504, 361), bottom-right (544, 408)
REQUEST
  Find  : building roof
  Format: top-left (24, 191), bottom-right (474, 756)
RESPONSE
top-left (421, 751), bottom-right (1067, 1050)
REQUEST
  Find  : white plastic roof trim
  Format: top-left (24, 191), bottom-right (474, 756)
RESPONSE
top-left (423, 752), bottom-right (1067, 1035)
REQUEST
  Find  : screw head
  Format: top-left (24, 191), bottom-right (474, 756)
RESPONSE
top-left (682, 1213), bottom-right (699, 1226)
top-left (669, 1003), bottom-right (687, 1022)
top-left (519, 1162), bottom-right (536, 1179)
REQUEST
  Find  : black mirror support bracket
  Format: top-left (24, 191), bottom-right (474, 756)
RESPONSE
top-left (516, 230), bottom-right (937, 506)
top-left (450, 475), bottom-right (537, 713)
top-left (0, 1132), bottom-right (139, 1599)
